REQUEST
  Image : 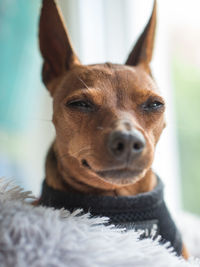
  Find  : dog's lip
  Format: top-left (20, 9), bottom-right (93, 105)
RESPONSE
top-left (81, 159), bottom-right (142, 179)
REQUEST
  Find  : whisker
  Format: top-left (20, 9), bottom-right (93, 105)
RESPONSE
top-left (75, 74), bottom-right (90, 89)
top-left (71, 146), bottom-right (91, 157)
top-left (58, 146), bottom-right (92, 161)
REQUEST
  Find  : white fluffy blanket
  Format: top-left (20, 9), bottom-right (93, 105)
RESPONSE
top-left (0, 180), bottom-right (200, 267)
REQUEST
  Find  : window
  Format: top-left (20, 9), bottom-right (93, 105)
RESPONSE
top-left (0, 0), bottom-right (199, 216)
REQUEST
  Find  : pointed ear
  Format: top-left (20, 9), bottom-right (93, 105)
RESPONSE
top-left (39, 0), bottom-right (80, 94)
top-left (125, 0), bottom-right (156, 73)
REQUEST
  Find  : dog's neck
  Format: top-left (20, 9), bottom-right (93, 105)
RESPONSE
top-left (45, 143), bottom-right (157, 196)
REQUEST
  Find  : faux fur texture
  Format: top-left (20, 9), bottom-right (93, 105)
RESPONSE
top-left (0, 179), bottom-right (199, 267)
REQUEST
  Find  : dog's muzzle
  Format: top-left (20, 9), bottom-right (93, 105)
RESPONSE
top-left (107, 129), bottom-right (146, 163)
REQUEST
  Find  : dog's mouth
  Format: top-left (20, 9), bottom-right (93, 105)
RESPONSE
top-left (81, 159), bottom-right (143, 179)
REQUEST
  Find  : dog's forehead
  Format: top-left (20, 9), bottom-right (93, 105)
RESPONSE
top-left (66, 63), bottom-right (157, 92)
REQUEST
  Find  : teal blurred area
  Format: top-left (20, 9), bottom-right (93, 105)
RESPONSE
top-left (0, 0), bottom-right (41, 132)
top-left (0, 0), bottom-right (52, 193)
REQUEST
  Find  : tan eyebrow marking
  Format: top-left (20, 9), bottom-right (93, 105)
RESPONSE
top-left (67, 87), bottom-right (104, 106)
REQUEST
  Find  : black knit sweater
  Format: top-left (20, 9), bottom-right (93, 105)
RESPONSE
top-left (39, 177), bottom-right (182, 256)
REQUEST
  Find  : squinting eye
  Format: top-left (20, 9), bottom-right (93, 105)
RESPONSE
top-left (142, 100), bottom-right (164, 112)
top-left (66, 100), bottom-right (95, 112)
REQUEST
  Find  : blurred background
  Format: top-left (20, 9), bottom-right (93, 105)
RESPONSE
top-left (0, 0), bottom-right (200, 215)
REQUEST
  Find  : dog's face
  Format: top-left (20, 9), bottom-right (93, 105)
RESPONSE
top-left (39, 0), bottom-right (165, 187)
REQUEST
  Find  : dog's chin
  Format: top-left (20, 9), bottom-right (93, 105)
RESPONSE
top-left (81, 159), bottom-right (146, 185)
top-left (97, 169), bottom-right (146, 185)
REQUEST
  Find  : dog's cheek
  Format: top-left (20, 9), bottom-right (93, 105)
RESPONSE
top-left (143, 137), bottom-right (155, 168)
top-left (142, 112), bottom-right (165, 146)
top-left (52, 112), bottom-right (76, 151)
top-left (151, 115), bottom-right (166, 145)
top-left (61, 118), bottom-right (92, 157)
top-left (67, 137), bottom-right (84, 157)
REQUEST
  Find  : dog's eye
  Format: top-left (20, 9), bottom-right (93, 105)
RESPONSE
top-left (141, 100), bottom-right (164, 112)
top-left (66, 100), bottom-right (95, 112)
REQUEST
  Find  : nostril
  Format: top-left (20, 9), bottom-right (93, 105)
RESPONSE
top-left (133, 142), bottom-right (143, 150)
top-left (116, 142), bottom-right (124, 152)
top-left (111, 140), bottom-right (125, 155)
top-left (132, 139), bottom-right (145, 153)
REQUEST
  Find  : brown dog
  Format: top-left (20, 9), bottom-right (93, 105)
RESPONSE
top-left (38, 0), bottom-right (188, 259)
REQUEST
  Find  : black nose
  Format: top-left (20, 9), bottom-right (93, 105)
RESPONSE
top-left (108, 130), bottom-right (146, 160)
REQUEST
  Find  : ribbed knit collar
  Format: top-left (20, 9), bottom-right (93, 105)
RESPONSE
top-left (39, 177), bottom-right (163, 215)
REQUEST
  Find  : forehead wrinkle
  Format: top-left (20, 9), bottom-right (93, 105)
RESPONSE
top-left (115, 73), bottom-right (126, 107)
top-left (124, 68), bottom-right (159, 94)
top-left (110, 69), bottom-right (132, 108)
top-left (110, 68), bottom-right (162, 108)
top-left (78, 66), bottom-right (113, 82)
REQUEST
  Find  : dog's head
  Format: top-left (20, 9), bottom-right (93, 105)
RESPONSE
top-left (39, 0), bottom-right (165, 188)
